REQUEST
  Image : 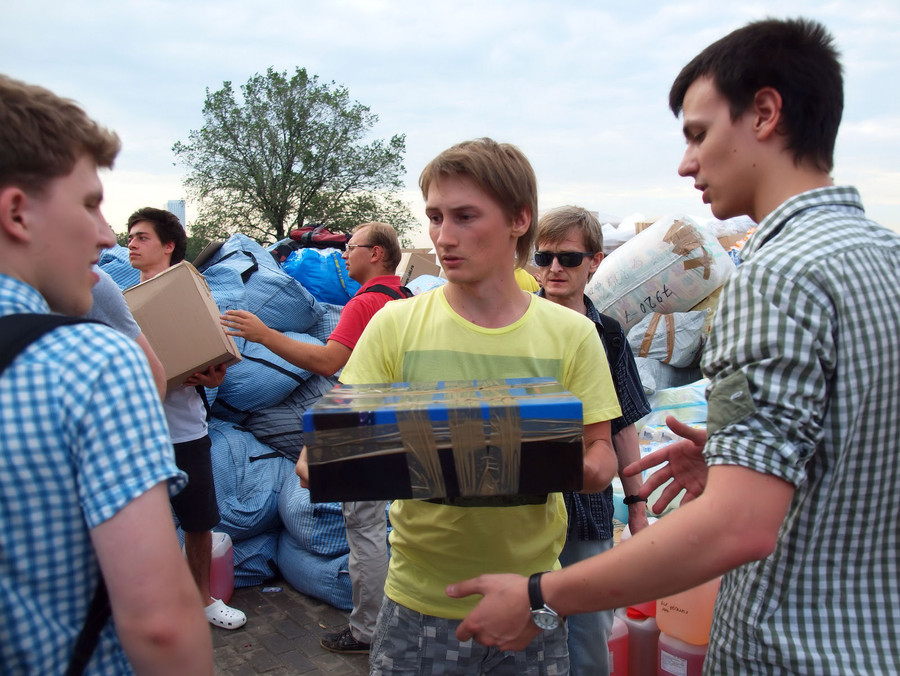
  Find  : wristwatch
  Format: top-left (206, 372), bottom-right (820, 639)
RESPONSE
top-left (528, 572), bottom-right (563, 630)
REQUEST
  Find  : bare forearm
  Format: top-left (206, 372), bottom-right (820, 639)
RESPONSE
top-left (259, 330), bottom-right (337, 376)
top-left (135, 333), bottom-right (167, 399)
top-left (613, 426), bottom-right (648, 528)
top-left (582, 439), bottom-right (618, 493)
top-left (117, 603), bottom-right (213, 675)
top-left (543, 466), bottom-right (792, 615)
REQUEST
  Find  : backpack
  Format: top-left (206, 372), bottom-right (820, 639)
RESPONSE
top-left (360, 284), bottom-right (413, 300)
top-left (0, 313), bottom-right (110, 676)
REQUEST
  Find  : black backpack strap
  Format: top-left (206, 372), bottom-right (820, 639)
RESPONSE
top-left (361, 284), bottom-right (414, 300)
top-left (0, 313), bottom-right (111, 675)
top-left (66, 581), bottom-right (110, 676)
top-left (0, 314), bottom-right (96, 375)
top-left (596, 312), bottom-right (624, 362)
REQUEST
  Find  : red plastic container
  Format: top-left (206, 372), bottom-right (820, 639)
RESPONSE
top-left (608, 614), bottom-right (629, 676)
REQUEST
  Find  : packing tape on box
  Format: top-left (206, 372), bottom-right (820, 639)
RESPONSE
top-left (310, 381), bottom-right (574, 499)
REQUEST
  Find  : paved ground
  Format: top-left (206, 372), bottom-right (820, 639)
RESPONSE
top-left (212, 579), bottom-right (369, 675)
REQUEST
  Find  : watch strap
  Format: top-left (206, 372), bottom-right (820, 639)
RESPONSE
top-left (528, 572), bottom-right (546, 611)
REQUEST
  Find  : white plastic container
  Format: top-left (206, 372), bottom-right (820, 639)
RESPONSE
top-left (209, 531), bottom-right (235, 604)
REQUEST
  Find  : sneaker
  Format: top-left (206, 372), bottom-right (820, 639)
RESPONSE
top-left (320, 626), bottom-right (370, 654)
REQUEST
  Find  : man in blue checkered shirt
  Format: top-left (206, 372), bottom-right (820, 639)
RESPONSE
top-left (450, 18), bottom-right (900, 674)
top-left (0, 74), bottom-right (213, 674)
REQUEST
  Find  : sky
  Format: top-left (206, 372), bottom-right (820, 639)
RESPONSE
top-left (2, 0), bottom-right (898, 245)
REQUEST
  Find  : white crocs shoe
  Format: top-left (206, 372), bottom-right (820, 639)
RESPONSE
top-left (205, 598), bottom-right (247, 630)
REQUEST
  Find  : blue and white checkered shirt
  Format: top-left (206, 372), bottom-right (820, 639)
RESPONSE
top-left (0, 274), bottom-right (185, 675)
top-left (702, 187), bottom-right (900, 674)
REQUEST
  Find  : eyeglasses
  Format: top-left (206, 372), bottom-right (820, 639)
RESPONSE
top-left (533, 250), bottom-right (595, 267)
top-left (346, 244), bottom-right (375, 251)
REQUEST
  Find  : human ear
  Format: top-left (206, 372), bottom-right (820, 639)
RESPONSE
top-left (511, 206), bottom-right (531, 237)
top-left (0, 187), bottom-right (32, 244)
top-left (752, 87), bottom-right (783, 141)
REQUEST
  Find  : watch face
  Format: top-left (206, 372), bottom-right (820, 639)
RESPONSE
top-left (532, 609), bottom-right (560, 630)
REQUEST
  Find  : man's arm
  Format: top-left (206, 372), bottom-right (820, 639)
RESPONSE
top-left (134, 333), bottom-right (166, 398)
top-left (448, 464), bottom-right (794, 651)
top-left (612, 424), bottom-right (649, 533)
top-left (221, 310), bottom-right (351, 377)
top-left (581, 420), bottom-right (618, 493)
top-left (91, 483), bottom-right (213, 675)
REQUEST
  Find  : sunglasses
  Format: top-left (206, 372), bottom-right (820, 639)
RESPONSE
top-left (533, 250), bottom-right (595, 267)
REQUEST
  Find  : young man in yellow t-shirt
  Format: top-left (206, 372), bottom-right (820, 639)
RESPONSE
top-left (298, 137), bottom-right (620, 674)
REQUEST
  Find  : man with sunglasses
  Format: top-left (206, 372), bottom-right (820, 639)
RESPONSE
top-left (223, 221), bottom-right (411, 655)
top-left (534, 206), bottom-right (650, 676)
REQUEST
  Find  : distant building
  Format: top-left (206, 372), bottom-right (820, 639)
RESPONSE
top-left (165, 199), bottom-right (186, 228)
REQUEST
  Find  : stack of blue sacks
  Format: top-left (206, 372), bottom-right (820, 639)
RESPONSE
top-left (100, 234), bottom-right (366, 610)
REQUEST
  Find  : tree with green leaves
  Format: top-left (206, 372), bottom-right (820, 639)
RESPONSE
top-left (173, 67), bottom-right (417, 245)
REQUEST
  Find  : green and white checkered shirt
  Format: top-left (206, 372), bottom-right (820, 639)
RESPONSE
top-left (701, 186), bottom-right (900, 674)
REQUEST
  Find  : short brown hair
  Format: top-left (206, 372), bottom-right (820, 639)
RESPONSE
top-left (0, 74), bottom-right (120, 194)
top-left (419, 138), bottom-right (537, 268)
top-left (353, 221), bottom-right (402, 271)
top-left (537, 206), bottom-right (604, 254)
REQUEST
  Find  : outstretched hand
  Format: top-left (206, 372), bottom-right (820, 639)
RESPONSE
top-left (446, 574), bottom-right (539, 651)
top-left (221, 310), bottom-right (269, 343)
top-left (622, 415), bottom-right (709, 513)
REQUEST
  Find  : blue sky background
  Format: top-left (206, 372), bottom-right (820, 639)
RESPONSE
top-left (2, 0), bottom-right (898, 242)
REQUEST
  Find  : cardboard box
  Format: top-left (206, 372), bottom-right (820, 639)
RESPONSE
top-left (124, 261), bottom-right (241, 389)
top-left (303, 378), bottom-right (583, 503)
top-left (396, 251), bottom-right (442, 286)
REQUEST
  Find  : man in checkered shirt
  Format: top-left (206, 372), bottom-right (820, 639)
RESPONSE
top-left (449, 18), bottom-right (900, 674)
top-left (0, 74), bottom-right (213, 674)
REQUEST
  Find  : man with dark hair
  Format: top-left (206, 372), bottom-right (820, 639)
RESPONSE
top-left (449, 18), bottom-right (900, 674)
top-left (127, 206), bottom-right (188, 268)
top-left (129, 207), bottom-right (247, 631)
top-left (0, 74), bottom-right (213, 673)
top-left (223, 221), bottom-right (411, 654)
top-left (298, 137), bottom-right (621, 674)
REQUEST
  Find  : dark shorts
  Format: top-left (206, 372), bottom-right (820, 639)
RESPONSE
top-left (170, 435), bottom-right (220, 532)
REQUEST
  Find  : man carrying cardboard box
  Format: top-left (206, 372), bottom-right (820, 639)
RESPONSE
top-left (297, 137), bottom-right (621, 674)
top-left (128, 206), bottom-right (247, 630)
top-left (222, 221), bottom-right (411, 654)
top-left (0, 74), bottom-right (213, 674)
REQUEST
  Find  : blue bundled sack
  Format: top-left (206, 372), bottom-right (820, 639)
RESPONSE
top-left (277, 530), bottom-right (352, 611)
top-left (213, 333), bottom-right (325, 417)
top-left (98, 244), bottom-right (141, 290)
top-left (282, 247), bottom-right (360, 305)
top-left (278, 472), bottom-right (348, 558)
top-left (199, 233), bottom-right (323, 332)
top-left (234, 529), bottom-right (281, 588)
top-left (208, 418), bottom-right (294, 541)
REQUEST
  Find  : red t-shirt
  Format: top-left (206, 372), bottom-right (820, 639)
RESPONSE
top-left (327, 275), bottom-right (408, 350)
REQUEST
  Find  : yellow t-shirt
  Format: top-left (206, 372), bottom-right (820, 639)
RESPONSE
top-left (340, 287), bottom-right (620, 618)
top-left (515, 266), bottom-right (541, 292)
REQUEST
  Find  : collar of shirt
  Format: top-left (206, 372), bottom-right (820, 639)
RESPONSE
top-left (0, 273), bottom-right (51, 316)
top-left (740, 186), bottom-right (864, 262)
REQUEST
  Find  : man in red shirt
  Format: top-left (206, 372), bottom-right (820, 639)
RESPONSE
top-left (222, 221), bottom-right (412, 653)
